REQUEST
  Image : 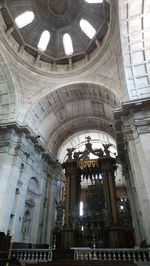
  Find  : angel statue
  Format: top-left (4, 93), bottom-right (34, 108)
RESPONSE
top-left (103, 143), bottom-right (112, 157)
top-left (66, 148), bottom-right (75, 161)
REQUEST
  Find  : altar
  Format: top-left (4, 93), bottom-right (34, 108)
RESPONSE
top-left (53, 137), bottom-right (134, 249)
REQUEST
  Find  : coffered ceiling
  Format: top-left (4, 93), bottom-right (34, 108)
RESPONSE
top-left (26, 83), bottom-right (119, 156)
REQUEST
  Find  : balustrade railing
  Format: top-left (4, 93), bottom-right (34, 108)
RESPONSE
top-left (72, 248), bottom-right (150, 264)
top-left (12, 247), bottom-right (150, 264)
top-left (13, 248), bottom-right (52, 264)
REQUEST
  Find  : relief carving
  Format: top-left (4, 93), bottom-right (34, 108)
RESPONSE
top-left (137, 126), bottom-right (150, 134)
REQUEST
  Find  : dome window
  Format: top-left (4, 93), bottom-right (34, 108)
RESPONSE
top-left (37, 31), bottom-right (50, 52)
top-left (63, 33), bottom-right (73, 55)
top-left (15, 11), bottom-right (34, 29)
top-left (80, 19), bottom-right (96, 39)
top-left (85, 0), bottom-right (103, 3)
top-left (79, 202), bottom-right (84, 216)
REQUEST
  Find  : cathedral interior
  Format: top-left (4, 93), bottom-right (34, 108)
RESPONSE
top-left (0, 0), bottom-right (150, 261)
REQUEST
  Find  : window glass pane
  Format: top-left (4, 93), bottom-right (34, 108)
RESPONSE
top-left (79, 201), bottom-right (84, 216)
top-left (63, 33), bottom-right (73, 55)
top-left (85, 0), bottom-right (103, 3)
top-left (15, 11), bottom-right (34, 29)
top-left (37, 31), bottom-right (50, 52)
top-left (80, 19), bottom-right (96, 39)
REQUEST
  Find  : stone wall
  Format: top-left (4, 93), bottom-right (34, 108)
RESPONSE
top-left (0, 124), bottom-right (63, 245)
top-left (119, 0), bottom-right (150, 99)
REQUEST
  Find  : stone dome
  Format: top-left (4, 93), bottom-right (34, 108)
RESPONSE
top-left (1, 0), bottom-right (110, 71)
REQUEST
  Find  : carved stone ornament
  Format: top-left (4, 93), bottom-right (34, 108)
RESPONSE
top-left (137, 125), bottom-right (150, 134)
top-left (66, 136), bottom-right (112, 162)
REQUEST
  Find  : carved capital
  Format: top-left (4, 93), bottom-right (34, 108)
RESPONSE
top-left (137, 125), bottom-right (150, 134)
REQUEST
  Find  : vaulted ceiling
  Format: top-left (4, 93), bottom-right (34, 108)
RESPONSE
top-left (26, 83), bottom-right (119, 155)
top-left (0, 0), bottom-right (127, 157)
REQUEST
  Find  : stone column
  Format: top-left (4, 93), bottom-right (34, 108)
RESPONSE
top-left (125, 169), bottom-right (144, 246)
top-left (114, 98), bottom-right (150, 245)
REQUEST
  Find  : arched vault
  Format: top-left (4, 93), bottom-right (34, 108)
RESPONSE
top-left (26, 83), bottom-right (120, 156)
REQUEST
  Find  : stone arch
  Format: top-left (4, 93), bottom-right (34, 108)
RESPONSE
top-left (57, 129), bottom-right (117, 163)
top-left (24, 82), bottom-right (120, 155)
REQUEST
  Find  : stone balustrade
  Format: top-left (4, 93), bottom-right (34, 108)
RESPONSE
top-left (13, 248), bottom-right (150, 264)
top-left (13, 249), bottom-right (53, 264)
top-left (72, 248), bottom-right (150, 264)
